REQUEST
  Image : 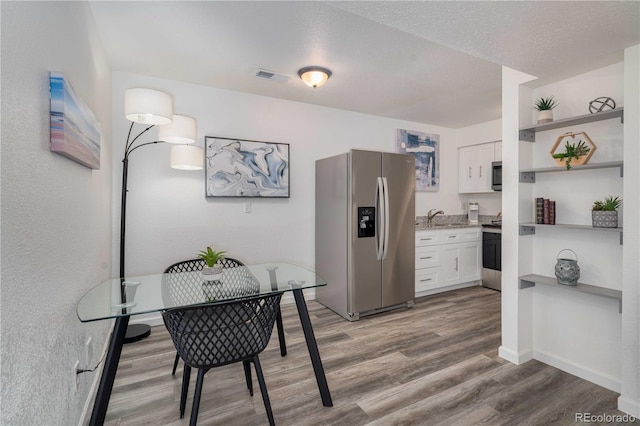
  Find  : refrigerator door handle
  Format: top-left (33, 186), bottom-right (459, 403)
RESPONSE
top-left (376, 177), bottom-right (385, 260)
top-left (382, 177), bottom-right (390, 260)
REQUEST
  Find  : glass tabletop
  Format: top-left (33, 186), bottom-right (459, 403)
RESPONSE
top-left (77, 262), bottom-right (327, 322)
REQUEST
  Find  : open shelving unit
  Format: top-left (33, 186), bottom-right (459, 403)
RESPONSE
top-left (519, 161), bottom-right (624, 183)
top-left (518, 109), bottom-right (624, 245)
top-left (519, 108), bottom-right (624, 142)
top-left (519, 273), bottom-right (622, 313)
top-left (519, 222), bottom-right (623, 245)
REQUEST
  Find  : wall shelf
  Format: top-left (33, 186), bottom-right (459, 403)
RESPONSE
top-left (519, 108), bottom-right (624, 142)
top-left (519, 222), bottom-right (623, 244)
top-left (519, 273), bottom-right (622, 313)
top-left (519, 161), bottom-right (624, 183)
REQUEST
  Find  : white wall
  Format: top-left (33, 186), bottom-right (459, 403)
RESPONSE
top-left (500, 66), bottom-right (538, 365)
top-left (620, 44), bottom-right (640, 417)
top-left (528, 63), bottom-right (624, 390)
top-left (112, 71), bottom-right (458, 283)
top-left (1, 2), bottom-right (112, 425)
top-left (502, 56), bottom-right (639, 402)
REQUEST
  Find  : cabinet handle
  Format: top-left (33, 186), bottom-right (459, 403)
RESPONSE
top-left (420, 238), bottom-right (432, 241)
top-left (448, 235), bottom-right (457, 239)
top-left (420, 256), bottom-right (433, 260)
top-left (468, 166), bottom-right (472, 178)
top-left (479, 165), bottom-right (482, 177)
top-left (455, 257), bottom-right (459, 271)
top-left (420, 278), bottom-right (432, 282)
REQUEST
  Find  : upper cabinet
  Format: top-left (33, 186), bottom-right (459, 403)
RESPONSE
top-left (458, 141), bottom-right (499, 193)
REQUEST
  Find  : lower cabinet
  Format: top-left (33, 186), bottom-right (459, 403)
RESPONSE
top-left (415, 228), bottom-right (481, 295)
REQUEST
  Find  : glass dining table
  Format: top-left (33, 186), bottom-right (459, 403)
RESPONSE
top-left (77, 262), bottom-right (333, 426)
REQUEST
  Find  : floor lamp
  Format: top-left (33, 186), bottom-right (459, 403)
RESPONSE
top-left (121, 88), bottom-right (203, 343)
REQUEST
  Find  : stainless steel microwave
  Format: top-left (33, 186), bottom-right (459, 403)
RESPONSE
top-left (491, 161), bottom-right (502, 191)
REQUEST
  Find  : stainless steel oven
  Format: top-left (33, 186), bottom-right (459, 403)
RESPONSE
top-left (482, 226), bottom-right (501, 291)
top-left (491, 161), bottom-right (502, 191)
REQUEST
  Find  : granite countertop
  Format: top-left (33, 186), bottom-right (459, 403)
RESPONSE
top-left (415, 214), bottom-right (498, 231)
top-left (415, 222), bottom-right (481, 231)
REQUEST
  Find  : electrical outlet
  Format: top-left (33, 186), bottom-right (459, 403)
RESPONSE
top-left (84, 337), bottom-right (93, 367)
top-left (244, 201), bottom-right (251, 213)
top-left (73, 360), bottom-right (80, 393)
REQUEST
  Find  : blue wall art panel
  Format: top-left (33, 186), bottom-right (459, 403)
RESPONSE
top-left (49, 71), bottom-right (101, 169)
top-left (205, 136), bottom-right (290, 198)
top-left (396, 129), bottom-right (440, 192)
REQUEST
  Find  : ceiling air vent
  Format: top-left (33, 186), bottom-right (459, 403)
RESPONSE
top-left (255, 68), bottom-right (290, 83)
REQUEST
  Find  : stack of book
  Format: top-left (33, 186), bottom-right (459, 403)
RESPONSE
top-left (536, 197), bottom-right (556, 225)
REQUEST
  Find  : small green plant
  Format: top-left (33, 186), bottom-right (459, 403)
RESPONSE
top-left (592, 196), bottom-right (622, 211)
top-left (552, 140), bottom-right (591, 170)
top-left (197, 246), bottom-right (226, 267)
top-left (533, 96), bottom-right (558, 111)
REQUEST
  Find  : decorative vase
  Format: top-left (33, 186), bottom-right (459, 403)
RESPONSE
top-left (538, 109), bottom-right (554, 124)
top-left (592, 211), bottom-right (618, 228)
top-left (202, 264), bottom-right (223, 281)
top-left (555, 249), bottom-right (580, 286)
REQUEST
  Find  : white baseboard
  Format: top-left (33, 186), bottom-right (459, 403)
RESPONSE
top-left (618, 396), bottom-right (640, 418)
top-left (415, 281), bottom-right (480, 298)
top-left (498, 345), bottom-right (533, 364)
top-left (533, 349), bottom-right (621, 393)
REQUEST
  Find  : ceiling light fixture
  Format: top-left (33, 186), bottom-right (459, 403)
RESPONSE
top-left (298, 66), bottom-right (332, 89)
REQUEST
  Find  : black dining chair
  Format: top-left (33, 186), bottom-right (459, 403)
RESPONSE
top-left (163, 292), bottom-right (283, 426)
top-left (162, 257), bottom-right (288, 375)
top-left (162, 257), bottom-right (259, 375)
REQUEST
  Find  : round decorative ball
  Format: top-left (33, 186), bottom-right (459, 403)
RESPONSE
top-left (589, 97), bottom-right (616, 114)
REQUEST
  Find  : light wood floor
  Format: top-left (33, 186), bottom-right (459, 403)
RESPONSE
top-left (105, 287), bottom-right (635, 425)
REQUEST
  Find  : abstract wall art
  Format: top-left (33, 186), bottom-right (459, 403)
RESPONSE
top-left (49, 71), bottom-right (101, 169)
top-left (396, 129), bottom-right (440, 192)
top-left (205, 136), bottom-right (290, 198)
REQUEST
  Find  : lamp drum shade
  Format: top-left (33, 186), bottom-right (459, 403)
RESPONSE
top-left (158, 114), bottom-right (197, 144)
top-left (170, 145), bottom-right (203, 170)
top-left (125, 88), bottom-right (173, 125)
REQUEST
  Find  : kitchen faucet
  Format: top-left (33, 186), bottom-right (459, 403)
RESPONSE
top-left (427, 209), bottom-right (444, 224)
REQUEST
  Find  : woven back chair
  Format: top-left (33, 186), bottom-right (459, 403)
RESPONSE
top-left (163, 293), bottom-right (282, 426)
top-left (161, 257), bottom-right (259, 375)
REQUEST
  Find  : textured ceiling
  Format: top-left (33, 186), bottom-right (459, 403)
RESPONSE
top-left (89, 1), bottom-right (639, 128)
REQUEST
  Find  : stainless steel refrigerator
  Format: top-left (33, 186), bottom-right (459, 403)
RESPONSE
top-left (315, 149), bottom-right (415, 321)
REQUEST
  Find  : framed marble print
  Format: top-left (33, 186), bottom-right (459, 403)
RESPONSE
top-left (205, 136), bottom-right (290, 198)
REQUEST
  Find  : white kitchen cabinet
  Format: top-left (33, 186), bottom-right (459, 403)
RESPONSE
top-left (458, 143), bottom-right (495, 193)
top-left (494, 141), bottom-right (502, 162)
top-left (415, 228), bottom-right (481, 296)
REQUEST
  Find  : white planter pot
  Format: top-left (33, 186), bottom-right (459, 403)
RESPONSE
top-left (202, 265), bottom-right (223, 280)
top-left (537, 109), bottom-right (554, 124)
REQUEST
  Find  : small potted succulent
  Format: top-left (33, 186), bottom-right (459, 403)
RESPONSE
top-left (592, 196), bottom-right (622, 228)
top-left (197, 246), bottom-right (226, 279)
top-left (533, 96), bottom-right (558, 124)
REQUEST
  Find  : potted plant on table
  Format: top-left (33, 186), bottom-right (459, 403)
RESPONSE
top-left (533, 95), bottom-right (558, 124)
top-left (592, 196), bottom-right (622, 228)
top-left (198, 246), bottom-right (226, 279)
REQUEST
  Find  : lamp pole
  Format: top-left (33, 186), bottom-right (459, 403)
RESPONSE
top-left (120, 122), bottom-right (163, 343)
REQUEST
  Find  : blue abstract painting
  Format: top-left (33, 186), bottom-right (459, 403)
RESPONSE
top-left (50, 71), bottom-right (101, 169)
top-left (205, 137), bottom-right (290, 198)
top-left (396, 129), bottom-right (439, 192)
